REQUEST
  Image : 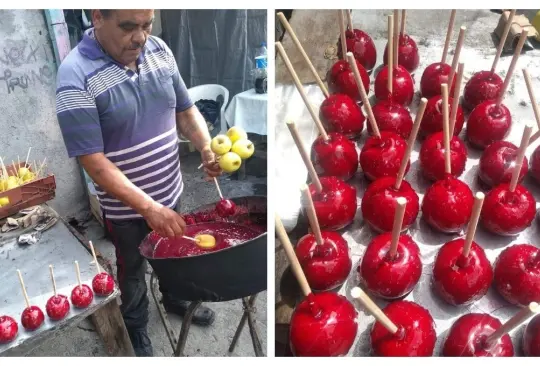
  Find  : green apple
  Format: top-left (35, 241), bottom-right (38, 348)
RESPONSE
top-left (226, 126), bottom-right (248, 144)
top-left (18, 167), bottom-right (31, 180)
top-left (210, 135), bottom-right (232, 155)
top-left (231, 139), bottom-right (255, 159)
top-left (6, 176), bottom-right (19, 190)
top-left (22, 171), bottom-right (35, 183)
top-left (219, 152), bottom-right (242, 173)
top-left (0, 196), bottom-right (9, 207)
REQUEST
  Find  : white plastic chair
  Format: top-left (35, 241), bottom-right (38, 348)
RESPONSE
top-left (187, 84), bottom-right (230, 136)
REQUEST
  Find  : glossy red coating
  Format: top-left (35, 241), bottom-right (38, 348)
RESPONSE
top-left (371, 301), bottom-right (436, 356)
top-left (531, 145), bottom-right (540, 184)
top-left (46, 294), bottom-right (70, 320)
top-left (71, 284), bottom-right (94, 309)
top-left (370, 101), bottom-right (413, 139)
top-left (432, 239), bottom-right (493, 306)
top-left (0, 316), bottom-right (18, 344)
top-left (21, 306), bottom-right (44, 331)
top-left (361, 176), bottom-right (419, 232)
top-left (442, 313), bottom-right (514, 356)
top-left (216, 199), bottom-right (236, 218)
top-left (494, 244), bottom-right (540, 306)
top-left (374, 65), bottom-right (414, 106)
top-left (92, 272), bottom-right (115, 296)
top-left (523, 314), bottom-right (540, 356)
top-left (383, 34), bottom-right (420, 73)
top-left (421, 176), bottom-right (474, 233)
top-left (319, 94), bottom-right (365, 139)
top-left (359, 233), bottom-right (422, 299)
top-left (420, 62), bottom-right (455, 99)
top-left (359, 131), bottom-right (409, 181)
top-left (337, 29), bottom-right (377, 71)
top-left (309, 176), bottom-right (357, 231)
top-left (480, 184), bottom-right (535, 236)
top-left (289, 292), bottom-right (358, 356)
top-left (296, 231), bottom-right (352, 291)
top-left (479, 141), bottom-right (528, 187)
top-left (183, 206), bottom-right (266, 235)
top-left (467, 101), bottom-right (511, 149)
top-left (420, 95), bottom-right (464, 136)
top-left (419, 132), bottom-right (467, 182)
top-left (463, 71), bottom-right (504, 110)
top-left (312, 133), bottom-right (359, 181)
top-left (327, 59), bottom-right (370, 102)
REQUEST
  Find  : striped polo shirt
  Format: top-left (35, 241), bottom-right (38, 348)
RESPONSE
top-left (56, 29), bottom-right (193, 220)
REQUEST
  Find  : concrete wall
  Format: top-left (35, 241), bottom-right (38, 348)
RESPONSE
top-left (0, 10), bottom-right (87, 218)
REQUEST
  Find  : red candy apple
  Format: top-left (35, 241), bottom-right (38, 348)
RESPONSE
top-left (466, 101), bottom-right (511, 149)
top-left (370, 101), bottom-right (413, 139)
top-left (337, 28), bottom-right (377, 71)
top-left (420, 95), bottom-right (464, 137)
top-left (0, 316), bottom-right (18, 344)
top-left (480, 184), bottom-right (535, 236)
top-left (479, 141), bottom-right (528, 187)
top-left (71, 284), bottom-right (94, 308)
top-left (420, 132), bottom-right (467, 181)
top-left (433, 239), bottom-right (493, 305)
top-left (422, 176), bottom-right (474, 233)
top-left (319, 94), bottom-right (365, 139)
top-left (92, 272), bottom-right (115, 296)
top-left (289, 292), bottom-right (358, 356)
top-left (374, 65), bottom-right (414, 106)
top-left (46, 295), bottom-right (70, 321)
top-left (359, 131), bottom-right (409, 181)
top-left (530, 145), bottom-right (540, 184)
top-left (371, 300), bottom-right (437, 356)
top-left (463, 71), bottom-right (503, 110)
top-left (21, 306), bottom-right (44, 331)
top-left (359, 233), bottom-right (422, 299)
top-left (216, 199), bottom-right (236, 218)
top-left (494, 244), bottom-right (540, 306)
top-left (442, 313), bottom-right (514, 356)
top-left (308, 176), bottom-right (357, 231)
top-left (383, 34), bottom-right (420, 74)
top-left (420, 63), bottom-right (455, 99)
top-left (361, 176), bottom-right (419, 233)
top-left (312, 133), bottom-right (359, 181)
top-left (523, 313), bottom-right (540, 356)
top-left (327, 59), bottom-right (370, 102)
top-left (295, 231), bottom-right (352, 291)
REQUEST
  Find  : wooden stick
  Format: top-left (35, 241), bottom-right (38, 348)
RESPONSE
top-left (74, 261), bottom-right (82, 290)
top-left (462, 192), bottom-right (485, 259)
top-left (0, 156), bottom-right (7, 178)
top-left (276, 42), bottom-right (329, 141)
top-left (346, 52), bottom-right (380, 137)
top-left (387, 14), bottom-right (394, 94)
top-left (25, 147), bottom-right (32, 167)
top-left (491, 10), bottom-right (517, 73)
top-left (449, 62), bottom-right (465, 136)
top-left (286, 120), bottom-right (323, 193)
top-left (400, 10), bottom-right (406, 35)
top-left (441, 84), bottom-right (451, 174)
top-left (523, 69), bottom-right (540, 131)
top-left (496, 29), bottom-right (529, 106)
top-left (183, 236), bottom-right (200, 243)
top-left (338, 10), bottom-right (347, 60)
top-left (300, 184), bottom-right (323, 246)
top-left (36, 158), bottom-right (47, 178)
top-left (509, 123), bottom-right (533, 192)
top-left (12, 161), bottom-right (19, 179)
top-left (447, 26), bottom-right (466, 91)
top-left (275, 214), bottom-right (311, 297)
top-left (395, 98), bottom-right (427, 189)
top-left (351, 287), bottom-right (399, 334)
top-left (16, 269), bottom-right (30, 308)
top-left (442, 10), bottom-right (457, 64)
top-left (49, 264), bottom-right (58, 296)
top-left (347, 10), bottom-right (354, 32)
top-left (393, 10), bottom-right (399, 68)
top-left (485, 302), bottom-right (540, 348)
top-left (89, 241), bottom-right (101, 275)
top-left (276, 12), bottom-right (329, 98)
top-left (213, 177), bottom-right (224, 199)
top-left (389, 197), bottom-right (407, 258)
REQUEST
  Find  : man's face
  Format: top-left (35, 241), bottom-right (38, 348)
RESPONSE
top-left (93, 10), bottom-right (154, 65)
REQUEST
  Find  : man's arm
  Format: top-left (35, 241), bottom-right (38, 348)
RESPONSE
top-left (176, 106), bottom-right (211, 152)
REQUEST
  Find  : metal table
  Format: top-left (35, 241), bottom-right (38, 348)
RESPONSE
top-left (0, 216), bottom-right (134, 356)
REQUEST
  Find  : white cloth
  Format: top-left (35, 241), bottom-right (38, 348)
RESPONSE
top-left (225, 88), bottom-right (267, 135)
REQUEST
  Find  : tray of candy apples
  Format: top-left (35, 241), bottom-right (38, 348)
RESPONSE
top-left (0, 243), bottom-right (115, 348)
top-left (276, 9), bottom-right (540, 356)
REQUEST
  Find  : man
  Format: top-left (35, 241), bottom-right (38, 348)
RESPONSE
top-left (55, 10), bottom-right (220, 356)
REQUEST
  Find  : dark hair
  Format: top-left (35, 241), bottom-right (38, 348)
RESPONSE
top-left (99, 10), bottom-right (113, 18)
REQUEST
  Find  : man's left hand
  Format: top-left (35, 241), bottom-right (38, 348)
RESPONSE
top-left (201, 145), bottom-right (222, 180)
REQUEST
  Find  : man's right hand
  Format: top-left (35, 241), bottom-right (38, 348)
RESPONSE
top-left (142, 202), bottom-right (186, 238)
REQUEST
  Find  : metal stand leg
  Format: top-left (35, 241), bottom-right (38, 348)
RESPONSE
top-left (174, 301), bottom-right (202, 357)
top-left (228, 294), bottom-right (264, 356)
top-left (150, 271), bottom-right (178, 352)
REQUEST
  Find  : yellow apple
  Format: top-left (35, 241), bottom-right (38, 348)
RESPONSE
top-left (0, 197), bottom-right (9, 207)
top-left (18, 167), bottom-right (31, 180)
top-left (195, 234), bottom-right (216, 249)
top-left (22, 171), bottom-right (35, 183)
top-left (219, 152), bottom-right (242, 173)
top-left (210, 135), bottom-right (232, 155)
top-left (6, 176), bottom-right (19, 190)
top-left (226, 126), bottom-right (248, 144)
top-left (0, 179), bottom-right (7, 192)
top-left (231, 139), bottom-right (255, 159)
